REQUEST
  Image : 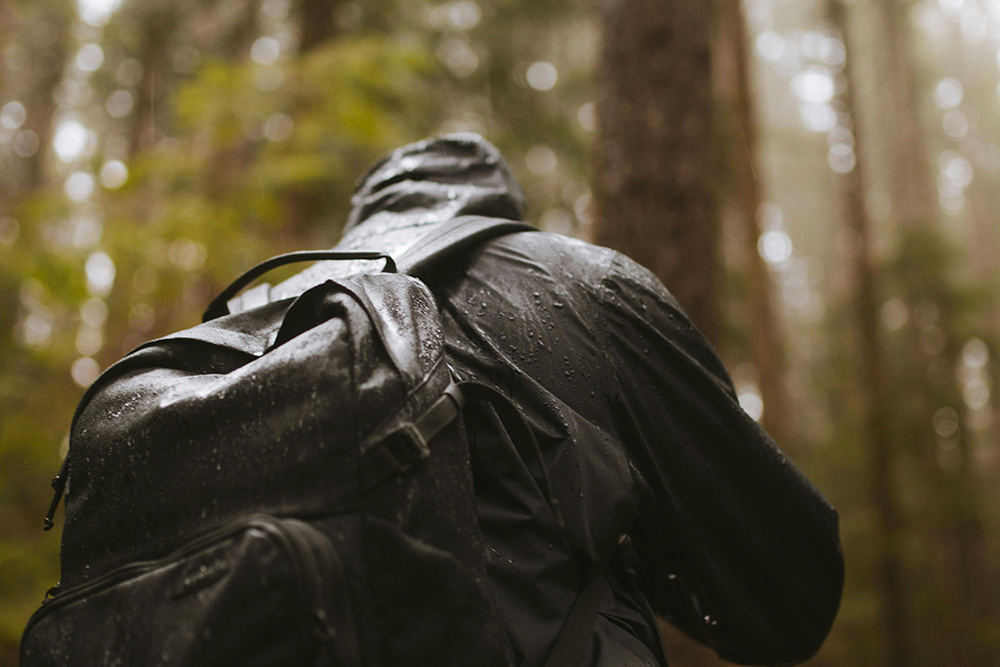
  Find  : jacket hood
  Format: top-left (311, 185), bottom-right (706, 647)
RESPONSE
top-left (340, 134), bottom-right (527, 246)
top-left (267, 134), bottom-right (527, 302)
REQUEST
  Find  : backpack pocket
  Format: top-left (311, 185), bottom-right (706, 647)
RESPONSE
top-left (21, 515), bottom-right (359, 667)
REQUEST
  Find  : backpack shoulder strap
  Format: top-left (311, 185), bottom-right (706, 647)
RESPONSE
top-left (395, 216), bottom-right (536, 277)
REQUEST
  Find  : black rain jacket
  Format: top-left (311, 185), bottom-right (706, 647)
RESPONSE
top-left (266, 134), bottom-right (844, 667)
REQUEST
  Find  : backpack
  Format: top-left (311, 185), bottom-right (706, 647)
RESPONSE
top-left (21, 216), bottom-right (607, 667)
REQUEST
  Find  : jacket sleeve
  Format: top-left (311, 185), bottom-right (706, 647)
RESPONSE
top-left (597, 254), bottom-right (843, 666)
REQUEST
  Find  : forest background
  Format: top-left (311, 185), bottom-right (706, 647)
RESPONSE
top-left (2, 0), bottom-right (999, 665)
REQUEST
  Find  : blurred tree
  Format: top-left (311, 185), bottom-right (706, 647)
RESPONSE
top-left (297, 0), bottom-right (342, 52)
top-left (714, 0), bottom-right (792, 447)
top-left (0, 0), bottom-right (74, 195)
top-left (873, 0), bottom-right (936, 229)
top-left (825, 2), bottom-right (911, 665)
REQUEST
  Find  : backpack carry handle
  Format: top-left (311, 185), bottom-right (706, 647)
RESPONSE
top-left (203, 250), bottom-right (397, 322)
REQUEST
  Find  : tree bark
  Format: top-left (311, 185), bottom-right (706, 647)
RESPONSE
top-left (593, 0), bottom-right (720, 344)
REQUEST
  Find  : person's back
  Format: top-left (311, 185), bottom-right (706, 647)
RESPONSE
top-left (271, 134), bottom-right (844, 666)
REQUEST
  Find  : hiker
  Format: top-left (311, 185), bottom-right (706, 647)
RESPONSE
top-left (263, 134), bottom-right (845, 666)
top-left (24, 134), bottom-right (842, 667)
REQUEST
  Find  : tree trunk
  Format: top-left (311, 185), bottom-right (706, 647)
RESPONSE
top-left (593, 0), bottom-right (720, 344)
top-left (0, 3), bottom-right (72, 198)
top-left (715, 0), bottom-right (792, 446)
top-left (827, 2), bottom-right (912, 666)
top-left (298, 0), bottom-right (341, 53)
top-left (129, 8), bottom-right (178, 155)
top-left (874, 0), bottom-right (936, 229)
top-left (594, 2), bottom-right (725, 659)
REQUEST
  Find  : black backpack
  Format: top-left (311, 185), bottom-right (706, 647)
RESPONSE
top-left (21, 217), bottom-right (605, 667)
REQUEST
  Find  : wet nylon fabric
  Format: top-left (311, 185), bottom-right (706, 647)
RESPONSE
top-left (273, 134), bottom-right (844, 667)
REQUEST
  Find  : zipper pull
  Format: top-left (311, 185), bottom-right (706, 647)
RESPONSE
top-left (42, 583), bottom-right (61, 603)
top-left (43, 457), bottom-right (69, 531)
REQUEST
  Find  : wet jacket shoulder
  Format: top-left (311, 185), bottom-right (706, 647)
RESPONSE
top-left (588, 249), bottom-right (844, 665)
top-left (426, 228), bottom-right (843, 665)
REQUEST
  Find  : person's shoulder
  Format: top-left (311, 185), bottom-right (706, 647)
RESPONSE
top-left (489, 230), bottom-right (686, 309)
top-left (491, 230), bottom-right (619, 280)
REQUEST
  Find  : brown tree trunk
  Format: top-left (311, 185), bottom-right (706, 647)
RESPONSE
top-left (942, 30), bottom-right (994, 667)
top-left (129, 8), bottom-right (178, 155)
top-left (594, 2), bottom-right (725, 659)
top-left (0, 3), bottom-right (72, 197)
top-left (593, 0), bottom-right (720, 344)
top-left (281, 0), bottom-right (344, 240)
top-left (827, 2), bottom-right (912, 666)
top-left (298, 0), bottom-right (341, 53)
top-left (715, 0), bottom-right (792, 446)
top-left (874, 0), bottom-right (936, 229)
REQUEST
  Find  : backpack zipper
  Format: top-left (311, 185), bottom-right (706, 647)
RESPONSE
top-left (268, 519), bottom-right (361, 664)
top-left (22, 515), bottom-right (359, 666)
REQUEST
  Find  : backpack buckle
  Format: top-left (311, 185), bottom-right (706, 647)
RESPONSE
top-left (382, 423), bottom-right (431, 463)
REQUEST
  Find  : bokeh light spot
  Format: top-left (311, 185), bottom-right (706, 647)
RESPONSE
top-left (65, 172), bottom-right (96, 201)
top-left (100, 160), bottom-right (129, 189)
top-left (76, 44), bottom-right (105, 72)
top-left (86, 251), bottom-right (116, 296)
top-left (0, 101), bottom-right (27, 129)
top-left (71, 357), bottom-right (101, 387)
top-left (934, 77), bottom-right (964, 109)
top-left (758, 230), bottom-right (793, 265)
top-left (251, 37), bottom-right (281, 66)
top-left (526, 62), bottom-right (558, 91)
top-left (53, 120), bottom-right (90, 162)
